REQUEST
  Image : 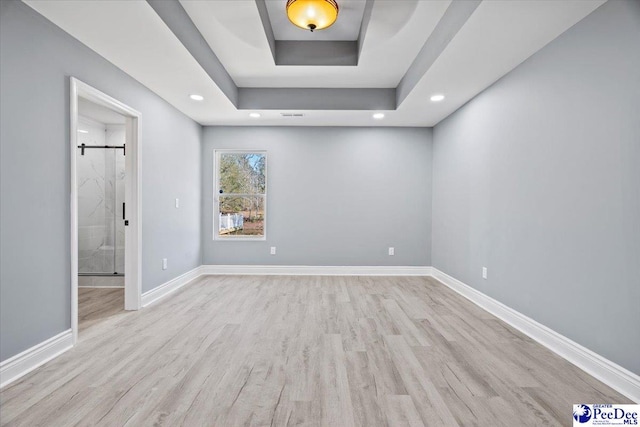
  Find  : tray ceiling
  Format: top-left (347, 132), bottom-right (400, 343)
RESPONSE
top-left (24, 0), bottom-right (607, 127)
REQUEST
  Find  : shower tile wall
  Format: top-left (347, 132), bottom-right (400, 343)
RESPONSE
top-left (77, 117), bottom-right (125, 274)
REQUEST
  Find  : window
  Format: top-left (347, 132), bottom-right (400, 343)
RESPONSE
top-left (214, 150), bottom-right (267, 240)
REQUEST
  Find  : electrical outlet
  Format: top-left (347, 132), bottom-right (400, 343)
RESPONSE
top-left (175, 198), bottom-right (180, 208)
top-left (163, 258), bottom-right (168, 270)
top-left (388, 247), bottom-right (395, 256)
top-left (482, 267), bottom-right (488, 279)
top-left (270, 246), bottom-right (276, 255)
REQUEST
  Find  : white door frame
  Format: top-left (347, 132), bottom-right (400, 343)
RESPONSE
top-left (70, 77), bottom-right (142, 344)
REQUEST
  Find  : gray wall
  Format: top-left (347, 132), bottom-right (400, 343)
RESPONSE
top-left (202, 127), bottom-right (432, 266)
top-left (0, 0), bottom-right (202, 362)
top-left (432, 0), bottom-right (640, 374)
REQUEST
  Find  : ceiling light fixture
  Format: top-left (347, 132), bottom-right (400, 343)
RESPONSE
top-left (430, 94), bottom-right (445, 102)
top-left (286, 0), bottom-right (339, 32)
top-left (373, 113), bottom-right (385, 120)
top-left (249, 113), bottom-right (261, 118)
top-left (189, 94), bottom-right (204, 101)
top-left (77, 129), bottom-right (88, 134)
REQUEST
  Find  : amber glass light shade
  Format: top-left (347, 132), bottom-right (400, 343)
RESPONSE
top-left (286, 0), bottom-right (339, 32)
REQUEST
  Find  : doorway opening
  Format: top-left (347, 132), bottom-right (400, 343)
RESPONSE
top-left (70, 78), bottom-right (141, 343)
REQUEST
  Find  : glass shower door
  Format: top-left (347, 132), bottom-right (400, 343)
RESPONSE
top-left (77, 120), bottom-right (125, 275)
top-left (110, 125), bottom-right (126, 274)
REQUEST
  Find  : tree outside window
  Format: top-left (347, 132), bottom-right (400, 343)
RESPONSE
top-left (215, 151), bottom-right (266, 239)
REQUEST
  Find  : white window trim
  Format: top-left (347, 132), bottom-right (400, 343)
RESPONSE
top-left (213, 149), bottom-right (267, 241)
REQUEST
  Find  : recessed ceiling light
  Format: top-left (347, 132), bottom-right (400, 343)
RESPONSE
top-left (249, 112), bottom-right (261, 118)
top-left (373, 113), bottom-right (385, 120)
top-left (77, 129), bottom-right (88, 133)
top-left (189, 94), bottom-right (204, 101)
top-left (430, 94), bottom-right (445, 102)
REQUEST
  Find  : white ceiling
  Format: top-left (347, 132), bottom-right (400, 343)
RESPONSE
top-left (24, 0), bottom-right (606, 127)
top-left (265, 0), bottom-right (366, 41)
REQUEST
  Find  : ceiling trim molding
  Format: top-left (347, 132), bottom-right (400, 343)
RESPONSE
top-left (238, 88), bottom-right (396, 111)
top-left (396, 0), bottom-right (481, 107)
top-left (146, 0), bottom-right (239, 107)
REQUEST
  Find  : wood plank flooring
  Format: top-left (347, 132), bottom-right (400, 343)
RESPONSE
top-left (78, 288), bottom-right (124, 333)
top-left (0, 276), bottom-right (631, 426)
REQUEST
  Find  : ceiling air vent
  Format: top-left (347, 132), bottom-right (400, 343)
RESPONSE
top-left (280, 113), bottom-right (305, 118)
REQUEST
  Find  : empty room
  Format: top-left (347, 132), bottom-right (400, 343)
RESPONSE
top-left (0, 0), bottom-right (638, 426)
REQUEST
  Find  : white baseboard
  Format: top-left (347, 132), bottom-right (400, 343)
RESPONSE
top-left (431, 268), bottom-right (640, 403)
top-left (0, 329), bottom-right (73, 389)
top-left (201, 265), bottom-right (433, 276)
top-left (141, 266), bottom-right (203, 307)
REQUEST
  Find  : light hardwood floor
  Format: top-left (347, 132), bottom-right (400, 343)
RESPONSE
top-left (0, 276), bottom-right (631, 426)
top-left (78, 287), bottom-right (124, 333)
